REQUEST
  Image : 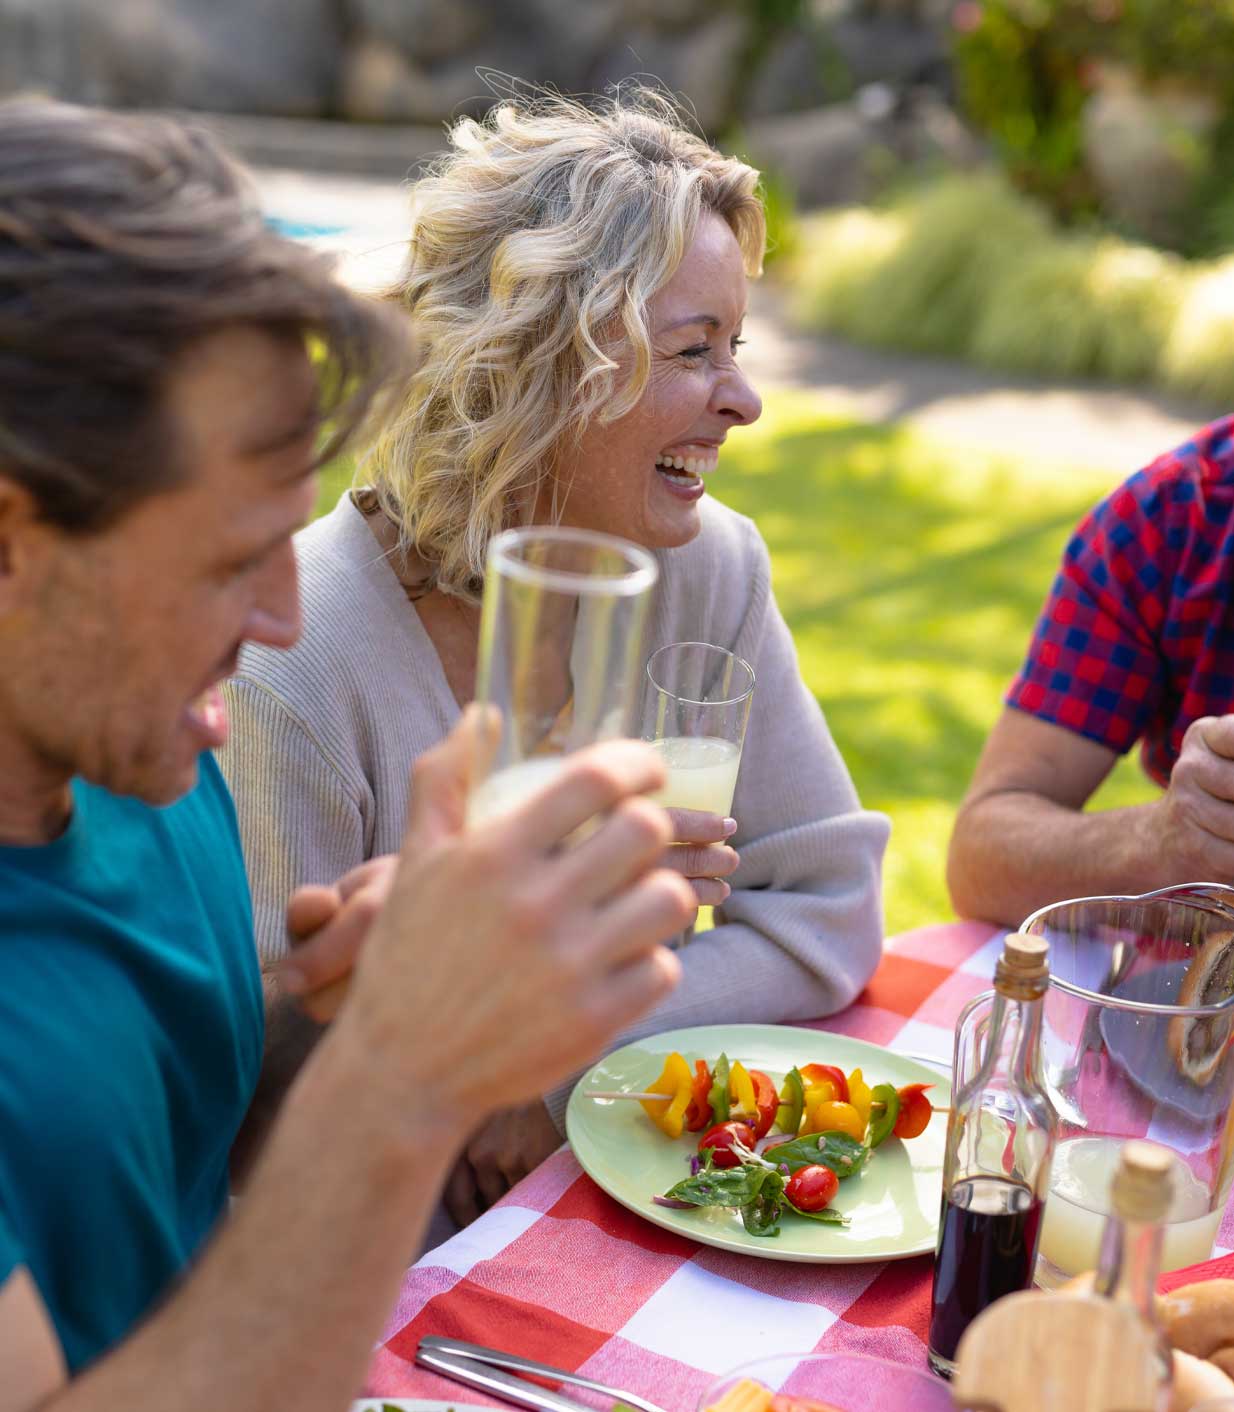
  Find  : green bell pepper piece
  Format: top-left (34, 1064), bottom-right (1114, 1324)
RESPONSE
top-left (708, 1052), bottom-right (731, 1124)
top-left (774, 1065), bottom-right (805, 1135)
top-left (867, 1083), bottom-right (900, 1148)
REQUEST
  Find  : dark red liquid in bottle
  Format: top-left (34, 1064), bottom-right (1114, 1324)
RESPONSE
top-left (927, 1175), bottom-right (1043, 1377)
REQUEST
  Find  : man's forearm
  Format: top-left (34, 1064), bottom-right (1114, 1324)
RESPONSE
top-left (947, 791), bottom-right (1164, 927)
top-left (51, 1017), bottom-right (464, 1412)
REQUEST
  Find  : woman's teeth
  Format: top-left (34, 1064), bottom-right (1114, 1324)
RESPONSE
top-left (654, 451), bottom-right (717, 475)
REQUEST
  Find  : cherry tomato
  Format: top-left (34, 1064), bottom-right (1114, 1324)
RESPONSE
top-left (784, 1164), bottom-right (840, 1212)
top-left (697, 1120), bottom-right (757, 1169)
top-left (805, 1098), bottom-right (865, 1142)
top-left (800, 1063), bottom-right (849, 1104)
top-left (749, 1068), bottom-right (780, 1140)
top-left (894, 1082), bottom-right (934, 1140)
top-left (683, 1059), bottom-right (714, 1133)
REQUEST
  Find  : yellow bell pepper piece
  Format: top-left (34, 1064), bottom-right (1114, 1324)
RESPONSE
top-left (638, 1051), bottom-right (693, 1138)
top-left (728, 1059), bottom-right (758, 1121)
top-left (705, 1380), bottom-right (773, 1412)
top-left (799, 1083), bottom-right (832, 1132)
top-left (848, 1067), bottom-right (873, 1130)
top-left (802, 1092), bottom-right (866, 1142)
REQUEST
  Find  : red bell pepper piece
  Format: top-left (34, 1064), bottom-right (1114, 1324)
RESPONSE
top-left (683, 1059), bottom-right (714, 1133)
top-left (748, 1068), bottom-right (779, 1140)
top-left (799, 1063), bottom-right (849, 1104)
top-left (893, 1082), bottom-right (934, 1139)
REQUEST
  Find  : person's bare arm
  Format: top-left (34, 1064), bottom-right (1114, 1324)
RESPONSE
top-left (3, 715), bottom-right (693, 1412)
top-left (948, 708), bottom-right (1234, 925)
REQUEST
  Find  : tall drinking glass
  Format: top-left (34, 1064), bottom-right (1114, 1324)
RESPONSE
top-left (467, 526), bottom-right (658, 825)
top-left (641, 641), bottom-right (755, 816)
top-left (1024, 884), bottom-right (1234, 1288)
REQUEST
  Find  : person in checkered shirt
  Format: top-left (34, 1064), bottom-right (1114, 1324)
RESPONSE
top-left (949, 416), bottom-right (1234, 925)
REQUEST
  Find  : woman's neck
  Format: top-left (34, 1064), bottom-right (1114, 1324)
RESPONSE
top-left (356, 494), bottom-right (481, 708)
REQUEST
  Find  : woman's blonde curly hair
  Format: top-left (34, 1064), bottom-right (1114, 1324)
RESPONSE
top-left (366, 86), bottom-right (766, 599)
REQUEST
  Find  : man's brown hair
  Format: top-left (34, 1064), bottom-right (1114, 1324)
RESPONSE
top-left (0, 97), bottom-right (409, 530)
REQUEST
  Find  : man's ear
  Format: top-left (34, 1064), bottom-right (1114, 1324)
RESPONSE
top-left (0, 475), bottom-right (48, 609)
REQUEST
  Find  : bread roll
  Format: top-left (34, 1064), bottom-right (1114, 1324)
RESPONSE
top-left (1160, 1280), bottom-right (1234, 1361)
top-left (1171, 1349), bottom-right (1234, 1410)
top-left (1170, 930), bottom-right (1234, 1086)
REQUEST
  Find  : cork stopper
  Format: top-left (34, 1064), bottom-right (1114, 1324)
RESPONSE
top-left (1110, 1141), bottom-right (1175, 1225)
top-left (995, 932), bottom-right (1050, 998)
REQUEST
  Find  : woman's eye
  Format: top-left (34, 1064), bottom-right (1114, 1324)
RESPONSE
top-left (679, 344), bottom-right (710, 361)
top-left (731, 336), bottom-right (747, 354)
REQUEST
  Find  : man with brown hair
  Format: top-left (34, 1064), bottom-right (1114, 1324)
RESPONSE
top-left (0, 97), bottom-right (693, 1410)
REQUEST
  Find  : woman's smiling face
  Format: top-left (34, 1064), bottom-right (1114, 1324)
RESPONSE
top-left (548, 211), bottom-right (763, 549)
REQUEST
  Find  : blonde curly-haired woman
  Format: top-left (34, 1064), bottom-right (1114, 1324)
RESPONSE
top-left (219, 88), bottom-right (889, 1235)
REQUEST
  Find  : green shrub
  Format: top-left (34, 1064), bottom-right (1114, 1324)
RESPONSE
top-left (836, 174), bottom-right (1049, 356)
top-left (952, 0), bottom-right (1234, 244)
top-left (971, 237), bottom-right (1180, 383)
top-left (952, 0), bottom-right (1100, 219)
top-left (792, 172), bottom-right (1047, 358)
top-left (756, 165), bottom-right (801, 269)
top-left (1161, 256), bottom-right (1234, 405)
top-left (786, 170), bottom-right (1229, 399)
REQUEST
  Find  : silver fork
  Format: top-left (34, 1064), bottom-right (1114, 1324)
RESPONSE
top-left (416, 1335), bottom-right (670, 1412)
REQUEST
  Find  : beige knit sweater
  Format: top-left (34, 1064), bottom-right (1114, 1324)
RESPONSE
top-left (218, 491), bottom-right (890, 1128)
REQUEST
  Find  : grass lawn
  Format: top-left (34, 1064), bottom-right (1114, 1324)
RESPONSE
top-left (315, 391), bottom-right (1158, 936)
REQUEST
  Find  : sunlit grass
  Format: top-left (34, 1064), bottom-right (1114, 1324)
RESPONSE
top-left (315, 392), bottom-right (1158, 935)
top-left (713, 393), bottom-right (1156, 932)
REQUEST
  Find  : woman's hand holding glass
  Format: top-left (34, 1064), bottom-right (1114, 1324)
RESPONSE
top-left (643, 640), bottom-right (754, 910)
top-left (662, 807), bottom-right (739, 906)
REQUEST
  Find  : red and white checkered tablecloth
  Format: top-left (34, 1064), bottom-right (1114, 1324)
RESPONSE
top-left (362, 921), bottom-right (1234, 1410)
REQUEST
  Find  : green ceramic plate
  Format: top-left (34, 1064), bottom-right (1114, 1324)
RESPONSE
top-left (351, 1402), bottom-right (492, 1411)
top-left (566, 1023), bottom-right (950, 1264)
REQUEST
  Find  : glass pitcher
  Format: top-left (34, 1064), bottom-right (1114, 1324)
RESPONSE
top-left (1022, 883), bottom-right (1234, 1287)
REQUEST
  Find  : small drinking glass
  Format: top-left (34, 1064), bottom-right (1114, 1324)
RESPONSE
top-left (642, 640), bottom-right (755, 817)
top-left (468, 526), bottom-right (658, 825)
top-left (699, 1352), bottom-right (953, 1412)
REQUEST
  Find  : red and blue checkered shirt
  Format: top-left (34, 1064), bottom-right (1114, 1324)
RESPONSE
top-left (1007, 416), bottom-right (1234, 787)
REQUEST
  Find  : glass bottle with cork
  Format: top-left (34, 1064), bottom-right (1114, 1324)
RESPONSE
top-left (927, 931), bottom-right (1057, 1379)
top-left (1090, 1139), bottom-right (1175, 1405)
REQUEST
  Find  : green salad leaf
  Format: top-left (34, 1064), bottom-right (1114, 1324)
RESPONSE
top-left (663, 1156), bottom-right (788, 1237)
top-left (740, 1177), bottom-right (785, 1237)
top-left (788, 1205), bottom-right (849, 1225)
top-left (663, 1159), bottom-right (770, 1209)
top-left (761, 1131), bottom-right (868, 1178)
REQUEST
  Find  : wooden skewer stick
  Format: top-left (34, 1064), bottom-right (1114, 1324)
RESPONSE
top-left (586, 1089), bottom-right (671, 1102)
top-left (587, 1091), bottom-right (950, 1112)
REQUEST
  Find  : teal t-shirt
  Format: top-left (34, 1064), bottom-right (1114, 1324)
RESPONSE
top-left (0, 755), bottom-right (263, 1372)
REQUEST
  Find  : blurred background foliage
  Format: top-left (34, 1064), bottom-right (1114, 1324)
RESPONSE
top-left (952, 0), bottom-right (1234, 246)
top-left (786, 171), bottom-right (1234, 403)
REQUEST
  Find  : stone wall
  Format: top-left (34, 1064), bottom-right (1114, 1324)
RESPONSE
top-left (0, 0), bottom-right (972, 207)
top-left (0, 0), bottom-right (948, 132)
